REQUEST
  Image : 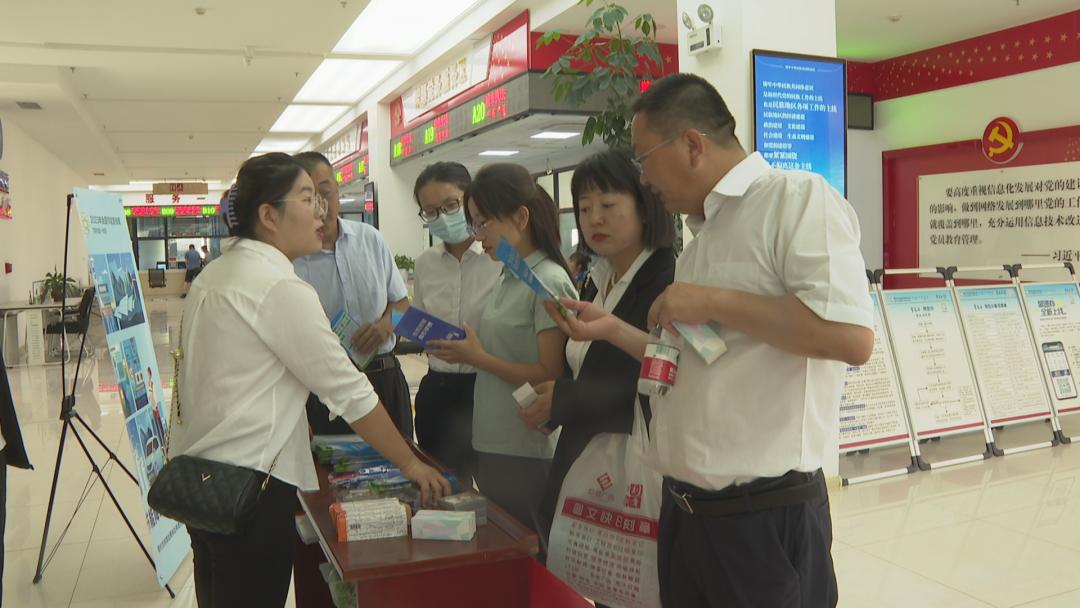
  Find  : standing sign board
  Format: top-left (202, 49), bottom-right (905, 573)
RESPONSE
top-left (839, 291), bottom-right (911, 452)
top-left (1021, 282), bottom-right (1080, 416)
top-left (955, 286), bottom-right (1053, 425)
top-left (74, 188), bottom-right (190, 586)
top-left (881, 288), bottom-right (986, 438)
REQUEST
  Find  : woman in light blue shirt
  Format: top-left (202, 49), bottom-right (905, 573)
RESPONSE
top-left (428, 163), bottom-right (576, 545)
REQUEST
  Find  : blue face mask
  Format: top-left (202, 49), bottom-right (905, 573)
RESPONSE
top-left (428, 207), bottom-right (471, 244)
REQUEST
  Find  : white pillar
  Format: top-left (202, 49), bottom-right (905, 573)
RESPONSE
top-left (368, 103), bottom-right (427, 262)
top-left (676, 0), bottom-right (842, 481)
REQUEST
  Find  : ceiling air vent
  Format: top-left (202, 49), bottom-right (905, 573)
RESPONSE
top-left (16, 101), bottom-right (43, 110)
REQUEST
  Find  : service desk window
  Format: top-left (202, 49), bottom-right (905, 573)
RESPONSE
top-left (136, 217), bottom-right (166, 238)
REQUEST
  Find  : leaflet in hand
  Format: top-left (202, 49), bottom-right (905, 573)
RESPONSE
top-left (392, 306), bottom-right (465, 349)
top-left (495, 237), bottom-right (571, 319)
top-left (330, 309), bottom-right (375, 370)
top-left (672, 320), bottom-right (728, 365)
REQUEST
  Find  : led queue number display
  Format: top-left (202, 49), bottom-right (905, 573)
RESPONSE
top-left (124, 205), bottom-right (219, 218)
top-left (391, 74), bottom-right (528, 165)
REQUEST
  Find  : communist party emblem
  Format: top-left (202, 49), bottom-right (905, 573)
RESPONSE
top-left (982, 117), bottom-right (1023, 164)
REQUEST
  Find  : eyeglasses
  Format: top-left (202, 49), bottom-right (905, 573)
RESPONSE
top-left (631, 131), bottom-right (709, 173)
top-left (277, 193), bottom-right (328, 219)
top-left (467, 219), bottom-right (493, 239)
top-left (418, 198), bottom-right (462, 224)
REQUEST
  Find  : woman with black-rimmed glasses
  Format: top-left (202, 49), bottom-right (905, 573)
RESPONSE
top-left (411, 162), bottom-right (501, 488)
top-left (170, 153), bottom-right (450, 607)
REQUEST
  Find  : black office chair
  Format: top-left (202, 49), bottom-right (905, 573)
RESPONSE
top-left (45, 288), bottom-right (96, 361)
top-left (148, 268), bottom-right (166, 288)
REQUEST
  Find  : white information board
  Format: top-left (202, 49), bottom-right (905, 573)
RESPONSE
top-left (955, 286), bottom-right (1052, 425)
top-left (839, 292), bottom-right (911, 452)
top-left (882, 288), bottom-right (985, 438)
top-left (918, 161), bottom-right (1080, 278)
top-left (1021, 282), bottom-right (1080, 416)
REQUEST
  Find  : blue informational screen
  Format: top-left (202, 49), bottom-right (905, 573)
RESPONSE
top-left (753, 50), bottom-right (847, 196)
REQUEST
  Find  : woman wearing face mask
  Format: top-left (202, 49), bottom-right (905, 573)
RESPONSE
top-left (412, 162), bottom-right (502, 488)
top-left (427, 163), bottom-right (577, 545)
top-left (169, 154), bottom-right (450, 607)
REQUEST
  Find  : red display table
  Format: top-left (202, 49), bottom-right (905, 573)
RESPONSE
top-left (293, 461), bottom-right (590, 608)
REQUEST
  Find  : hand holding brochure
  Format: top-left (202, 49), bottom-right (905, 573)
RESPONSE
top-left (330, 309), bottom-right (375, 369)
top-left (392, 306), bottom-right (465, 349)
top-left (495, 237), bottom-right (571, 319)
top-left (672, 320), bottom-right (727, 364)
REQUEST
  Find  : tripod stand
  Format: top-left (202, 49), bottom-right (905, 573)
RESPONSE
top-left (32, 194), bottom-right (175, 598)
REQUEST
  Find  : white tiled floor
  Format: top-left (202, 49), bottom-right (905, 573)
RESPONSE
top-left (8, 297), bottom-right (1080, 606)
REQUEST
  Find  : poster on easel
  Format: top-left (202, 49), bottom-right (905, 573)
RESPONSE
top-left (882, 288), bottom-right (985, 438)
top-left (1021, 282), bottom-right (1080, 416)
top-left (74, 188), bottom-right (189, 586)
top-left (839, 291), bottom-right (911, 452)
top-left (955, 286), bottom-right (1052, 425)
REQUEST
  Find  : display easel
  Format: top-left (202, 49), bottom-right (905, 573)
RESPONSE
top-left (949, 265), bottom-right (1058, 456)
top-left (880, 267), bottom-right (993, 470)
top-left (1014, 262), bottom-right (1080, 445)
top-left (32, 194), bottom-right (175, 598)
top-left (840, 270), bottom-right (921, 486)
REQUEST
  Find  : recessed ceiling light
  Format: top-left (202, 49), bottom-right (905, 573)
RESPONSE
top-left (270, 105), bottom-right (350, 133)
top-left (478, 150), bottom-right (520, 157)
top-left (530, 131), bottom-right (580, 140)
top-left (294, 59), bottom-right (402, 103)
top-left (334, 0), bottom-right (481, 55)
top-left (254, 136), bottom-right (312, 153)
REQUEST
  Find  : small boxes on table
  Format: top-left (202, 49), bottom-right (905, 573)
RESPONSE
top-left (329, 498), bottom-right (410, 542)
top-left (411, 510), bottom-right (477, 541)
top-left (436, 491), bottom-right (488, 526)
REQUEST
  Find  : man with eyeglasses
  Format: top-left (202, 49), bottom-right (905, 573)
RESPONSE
top-left (546, 74), bottom-right (874, 607)
top-left (292, 151), bottom-right (413, 438)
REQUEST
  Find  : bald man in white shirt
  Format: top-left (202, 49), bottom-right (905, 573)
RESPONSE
top-left (547, 74), bottom-right (874, 608)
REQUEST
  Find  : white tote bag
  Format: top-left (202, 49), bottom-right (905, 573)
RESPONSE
top-left (547, 399), bottom-right (662, 608)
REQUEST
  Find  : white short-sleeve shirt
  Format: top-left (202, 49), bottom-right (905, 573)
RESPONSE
top-left (645, 152), bottom-right (874, 491)
top-left (412, 241), bottom-right (502, 374)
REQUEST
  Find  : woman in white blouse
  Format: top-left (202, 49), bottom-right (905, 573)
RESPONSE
top-left (169, 153), bottom-right (450, 608)
top-left (412, 162), bottom-right (501, 488)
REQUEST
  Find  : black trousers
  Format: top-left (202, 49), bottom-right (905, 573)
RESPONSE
top-left (476, 452), bottom-right (551, 556)
top-left (188, 476), bottom-right (298, 608)
top-left (414, 371), bottom-right (477, 487)
top-left (658, 475), bottom-right (838, 608)
top-left (306, 355), bottom-right (413, 439)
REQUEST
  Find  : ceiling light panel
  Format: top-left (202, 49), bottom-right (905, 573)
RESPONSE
top-left (479, 150), bottom-right (520, 157)
top-left (270, 105), bottom-right (350, 133)
top-left (254, 136), bottom-right (313, 153)
top-left (530, 131), bottom-right (581, 140)
top-left (294, 59), bottom-right (402, 103)
top-left (334, 0), bottom-right (481, 55)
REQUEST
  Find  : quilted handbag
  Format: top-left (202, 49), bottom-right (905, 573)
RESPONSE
top-left (147, 316), bottom-right (278, 535)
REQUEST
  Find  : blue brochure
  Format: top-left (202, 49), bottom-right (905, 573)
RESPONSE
top-left (494, 237), bottom-right (571, 318)
top-left (330, 309), bottom-right (375, 369)
top-left (392, 306), bottom-right (465, 349)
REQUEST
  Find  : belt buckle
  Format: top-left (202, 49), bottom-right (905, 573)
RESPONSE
top-left (669, 487), bottom-right (694, 515)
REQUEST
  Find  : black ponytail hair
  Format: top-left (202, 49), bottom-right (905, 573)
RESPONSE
top-left (230, 153), bottom-right (305, 238)
top-left (464, 163), bottom-right (571, 280)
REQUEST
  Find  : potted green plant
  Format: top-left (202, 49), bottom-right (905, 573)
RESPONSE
top-left (536, 0), bottom-right (663, 149)
top-left (42, 268), bottom-right (76, 303)
top-left (537, 0), bottom-right (684, 252)
top-left (394, 254), bottom-right (415, 284)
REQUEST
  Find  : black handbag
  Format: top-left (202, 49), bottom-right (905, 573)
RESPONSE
top-left (147, 317), bottom-right (279, 536)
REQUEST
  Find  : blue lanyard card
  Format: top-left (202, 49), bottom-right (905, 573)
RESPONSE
top-left (495, 237), bottom-right (571, 319)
